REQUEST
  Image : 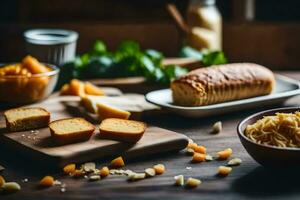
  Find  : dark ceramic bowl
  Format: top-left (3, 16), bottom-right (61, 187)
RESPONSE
top-left (237, 107), bottom-right (300, 167)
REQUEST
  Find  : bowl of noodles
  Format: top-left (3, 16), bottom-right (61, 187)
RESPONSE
top-left (238, 107), bottom-right (300, 167)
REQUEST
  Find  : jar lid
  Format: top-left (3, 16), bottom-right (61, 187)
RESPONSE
top-left (190, 0), bottom-right (216, 6)
top-left (24, 29), bottom-right (78, 45)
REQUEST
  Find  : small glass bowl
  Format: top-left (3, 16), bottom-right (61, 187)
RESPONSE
top-left (0, 64), bottom-right (59, 104)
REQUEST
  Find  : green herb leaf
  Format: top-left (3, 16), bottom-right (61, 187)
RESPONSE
top-left (202, 51), bottom-right (228, 66)
top-left (179, 46), bottom-right (203, 60)
top-left (92, 40), bottom-right (107, 55)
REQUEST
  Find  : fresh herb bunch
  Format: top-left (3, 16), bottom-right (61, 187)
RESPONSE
top-left (179, 46), bottom-right (228, 65)
top-left (59, 40), bottom-right (227, 87)
top-left (59, 40), bottom-right (187, 87)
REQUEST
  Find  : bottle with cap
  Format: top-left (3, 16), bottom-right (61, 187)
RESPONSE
top-left (186, 0), bottom-right (222, 51)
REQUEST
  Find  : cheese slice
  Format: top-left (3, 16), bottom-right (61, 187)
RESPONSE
top-left (81, 95), bottom-right (157, 114)
top-left (96, 102), bottom-right (131, 121)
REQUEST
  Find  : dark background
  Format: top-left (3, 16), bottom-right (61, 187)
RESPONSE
top-left (0, 0), bottom-right (300, 69)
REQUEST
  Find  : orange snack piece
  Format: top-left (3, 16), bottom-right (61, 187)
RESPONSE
top-left (194, 145), bottom-right (206, 154)
top-left (153, 164), bottom-right (165, 175)
top-left (187, 142), bottom-right (198, 150)
top-left (40, 176), bottom-right (54, 187)
top-left (217, 148), bottom-right (233, 160)
top-left (63, 164), bottom-right (76, 175)
top-left (100, 166), bottom-right (110, 177)
top-left (69, 79), bottom-right (85, 97)
top-left (192, 153), bottom-right (206, 162)
top-left (110, 156), bottom-right (125, 168)
top-left (60, 84), bottom-right (71, 95)
top-left (0, 175), bottom-right (5, 187)
top-left (22, 55), bottom-right (50, 74)
top-left (72, 170), bottom-right (85, 178)
top-left (84, 82), bottom-right (105, 96)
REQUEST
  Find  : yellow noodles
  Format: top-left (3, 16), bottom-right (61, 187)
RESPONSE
top-left (245, 111), bottom-right (300, 148)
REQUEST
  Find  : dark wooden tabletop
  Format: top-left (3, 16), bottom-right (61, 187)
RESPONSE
top-left (0, 72), bottom-right (299, 200)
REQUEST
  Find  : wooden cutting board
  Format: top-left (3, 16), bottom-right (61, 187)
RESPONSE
top-left (0, 96), bottom-right (188, 167)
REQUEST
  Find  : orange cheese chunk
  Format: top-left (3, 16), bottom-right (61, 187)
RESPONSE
top-left (110, 156), bottom-right (125, 168)
top-left (40, 176), bottom-right (54, 187)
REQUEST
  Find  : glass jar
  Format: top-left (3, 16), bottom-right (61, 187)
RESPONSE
top-left (186, 0), bottom-right (222, 51)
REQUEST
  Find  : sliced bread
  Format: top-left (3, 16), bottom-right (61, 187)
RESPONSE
top-left (99, 118), bottom-right (146, 143)
top-left (4, 107), bottom-right (50, 132)
top-left (49, 118), bottom-right (95, 145)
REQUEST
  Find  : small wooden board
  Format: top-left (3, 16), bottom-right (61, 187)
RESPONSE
top-left (0, 96), bottom-right (188, 166)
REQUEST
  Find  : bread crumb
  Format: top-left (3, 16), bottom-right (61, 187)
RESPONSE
top-left (174, 175), bottom-right (184, 186)
top-left (128, 173), bottom-right (146, 181)
top-left (145, 168), bottom-right (156, 177)
top-left (211, 121), bottom-right (222, 134)
top-left (89, 175), bottom-right (101, 181)
top-left (186, 177), bottom-right (201, 188)
top-left (83, 162), bottom-right (96, 173)
top-left (2, 182), bottom-right (21, 193)
top-left (205, 154), bottom-right (214, 161)
top-left (227, 158), bottom-right (242, 166)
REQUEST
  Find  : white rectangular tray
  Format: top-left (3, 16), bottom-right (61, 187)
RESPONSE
top-left (145, 75), bottom-right (300, 117)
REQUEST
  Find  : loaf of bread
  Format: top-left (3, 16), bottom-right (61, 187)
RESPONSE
top-left (99, 118), bottom-right (146, 143)
top-left (49, 118), bottom-right (95, 144)
top-left (4, 107), bottom-right (50, 131)
top-left (171, 63), bottom-right (275, 106)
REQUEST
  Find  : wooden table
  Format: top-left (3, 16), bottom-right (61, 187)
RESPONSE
top-left (0, 72), bottom-right (299, 200)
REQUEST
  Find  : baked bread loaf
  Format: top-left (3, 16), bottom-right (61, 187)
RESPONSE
top-left (4, 107), bottom-right (50, 131)
top-left (171, 63), bottom-right (275, 106)
top-left (49, 118), bottom-right (95, 144)
top-left (99, 118), bottom-right (146, 143)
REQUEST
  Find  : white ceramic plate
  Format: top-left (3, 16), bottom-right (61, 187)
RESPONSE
top-left (145, 75), bottom-right (300, 117)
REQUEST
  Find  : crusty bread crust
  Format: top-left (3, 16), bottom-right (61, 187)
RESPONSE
top-left (49, 117), bottom-right (95, 145)
top-left (99, 118), bottom-right (146, 143)
top-left (4, 107), bottom-right (50, 132)
top-left (171, 63), bottom-right (275, 106)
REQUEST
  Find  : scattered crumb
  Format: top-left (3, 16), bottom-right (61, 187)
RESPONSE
top-left (54, 180), bottom-right (62, 185)
top-left (89, 175), bottom-right (101, 181)
top-left (186, 166), bottom-right (192, 170)
top-left (227, 158), bottom-right (242, 166)
top-left (205, 154), bottom-right (214, 161)
top-left (22, 178), bottom-right (28, 183)
top-left (128, 173), bottom-right (146, 181)
top-left (211, 121), bottom-right (222, 134)
top-left (174, 175), bottom-right (184, 186)
top-left (186, 177), bottom-right (201, 188)
top-left (145, 168), bottom-right (156, 177)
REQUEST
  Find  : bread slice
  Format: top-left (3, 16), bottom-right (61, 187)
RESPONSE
top-left (4, 107), bottom-right (50, 132)
top-left (99, 118), bottom-right (146, 143)
top-left (49, 118), bottom-right (95, 145)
